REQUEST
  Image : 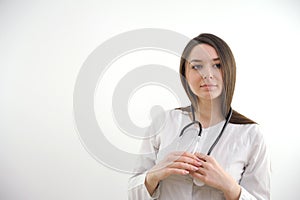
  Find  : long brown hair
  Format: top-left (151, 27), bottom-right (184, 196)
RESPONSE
top-left (177, 33), bottom-right (255, 124)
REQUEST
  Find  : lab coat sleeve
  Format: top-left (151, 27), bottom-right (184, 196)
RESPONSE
top-left (128, 171), bottom-right (161, 200)
top-left (128, 115), bottom-right (162, 200)
top-left (238, 126), bottom-right (271, 200)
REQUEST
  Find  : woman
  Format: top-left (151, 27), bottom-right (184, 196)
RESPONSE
top-left (128, 33), bottom-right (270, 199)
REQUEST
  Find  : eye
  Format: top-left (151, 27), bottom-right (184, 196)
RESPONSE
top-left (213, 64), bottom-right (221, 69)
top-left (192, 65), bottom-right (203, 70)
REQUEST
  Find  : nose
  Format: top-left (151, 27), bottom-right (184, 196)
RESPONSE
top-left (200, 67), bottom-right (213, 79)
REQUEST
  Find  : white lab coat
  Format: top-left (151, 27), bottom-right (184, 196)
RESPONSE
top-left (128, 109), bottom-right (271, 200)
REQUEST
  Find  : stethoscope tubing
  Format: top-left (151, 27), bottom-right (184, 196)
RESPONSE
top-left (181, 105), bottom-right (233, 156)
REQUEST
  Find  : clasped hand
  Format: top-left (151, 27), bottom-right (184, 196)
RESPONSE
top-left (145, 151), bottom-right (240, 199)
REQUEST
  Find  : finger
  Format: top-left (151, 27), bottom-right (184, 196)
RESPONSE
top-left (165, 168), bottom-right (190, 176)
top-left (189, 171), bottom-right (205, 180)
top-left (194, 152), bottom-right (210, 162)
top-left (173, 151), bottom-right (201, 162)
top-left (169, 161), bottom-right (199, 172)
top-left (149, 162), bottom-right (194, 175)
top-left (195, 165), bottom-right (207, 175)
top-left (196, 158), bottom-right (215, 173)
top-left (169, 155), bottom-right (202, 167)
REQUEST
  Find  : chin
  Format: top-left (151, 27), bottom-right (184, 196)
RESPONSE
top-left (197, 92), bottom-right (222, 101)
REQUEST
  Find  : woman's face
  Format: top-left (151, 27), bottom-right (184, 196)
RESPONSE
top-left (185, 44), bottom-right (223, 101)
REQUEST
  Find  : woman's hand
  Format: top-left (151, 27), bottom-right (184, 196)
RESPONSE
top-left (145, 151), bottom-right (201, 196)
top-left (189, 153), bottom-right (241, 200)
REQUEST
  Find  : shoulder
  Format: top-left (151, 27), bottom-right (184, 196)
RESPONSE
top-left (228, 123), bottom-right (265, 146)
top-left (229, 123), bottom-right (260, 134)
top-left (147, 108), bottom-right (187, 144)
top-left (230, 109), bottom-right (256, 124)
top-left (228, 109), bottom-right (264, 143)
top-left (160, 108), bottom-right (188, 126)
top-left (155, 107), bottom-right (190, 120)
top-left (149, 108), bottom-right (186, 130)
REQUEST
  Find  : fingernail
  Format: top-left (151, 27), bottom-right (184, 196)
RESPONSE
top-left (192, 166), bottom-right (199, 171)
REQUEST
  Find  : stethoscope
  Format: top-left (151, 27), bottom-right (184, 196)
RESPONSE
top-left (179, 105), bottom-right (233, 155)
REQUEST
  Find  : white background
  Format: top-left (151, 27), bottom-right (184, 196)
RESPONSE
top-left (1, 0), bottom-right (300, 199)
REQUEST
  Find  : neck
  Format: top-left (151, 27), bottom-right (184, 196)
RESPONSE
top-left (194, 98), bottom-right (225, 128)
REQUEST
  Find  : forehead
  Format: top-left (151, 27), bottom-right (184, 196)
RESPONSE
top-left (187, 44), bottom-right (219, 61)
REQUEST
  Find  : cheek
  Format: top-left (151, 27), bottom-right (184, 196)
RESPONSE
top-left (214, 71), bottom-right (223, 84)
top-left (186, 74), bottom-right (202, 95)
top-left (186, 71), bottom-right (201, 85)
top-left (217, 71), bottom-right (223, 79)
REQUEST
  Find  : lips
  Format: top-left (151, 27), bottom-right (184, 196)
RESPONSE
top-left (200, 84), bottom-right (217, 88)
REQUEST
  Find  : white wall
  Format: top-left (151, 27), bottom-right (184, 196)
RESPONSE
top-left (1, 0), bottom-right (300, 199)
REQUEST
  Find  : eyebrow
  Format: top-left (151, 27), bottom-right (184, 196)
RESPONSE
top-left (190, 58), bottom-right (220, 63)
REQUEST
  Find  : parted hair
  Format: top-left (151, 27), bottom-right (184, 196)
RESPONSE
top-left (177, 33), bottom-right (255, 124)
